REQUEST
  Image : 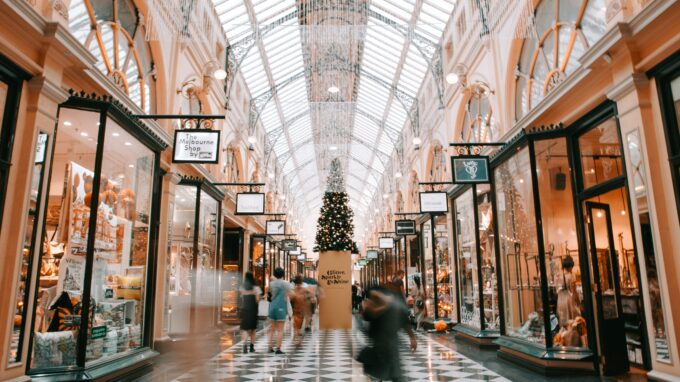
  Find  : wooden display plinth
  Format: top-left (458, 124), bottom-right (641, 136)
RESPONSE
top-left (318, 250), bottom-right (352, 329)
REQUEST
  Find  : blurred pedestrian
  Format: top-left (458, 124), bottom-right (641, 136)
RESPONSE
top-left (389, 270), bottom-right (406, 301)
top-left (358, 288), bottom-right (417, 381)
top-left (268, 267), bottom-right (291, 354)
top-left (410, 275), bottom-right (426, 331)
top-left (289, 275), bottom-right (314, 345)
top-left (239, 272), bottom-right (261, 353)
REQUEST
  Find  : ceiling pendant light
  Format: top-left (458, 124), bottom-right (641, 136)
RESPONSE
top-left (328, 86), bottom-right (339, 93)
top-left (412, 137), bottom-right (422, 146)
top-left (329, 145), bottom-right (338, 151)
top-left (446, 72), bottom-right (459, 84)
top-left (213, 69), bottom-right (227, 80)
top-left (248, 136), bottom-right (257, 144)
top-left (395, 171), bottom-right (402, 178)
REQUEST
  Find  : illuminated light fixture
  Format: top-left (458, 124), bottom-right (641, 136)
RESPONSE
top-left (621, 210), bottom-right (626, 216)
top-left (124, 142), bottom-right (132, 146)
top-left (129, 164), bottom-right (135, 168)
top-left (395, 171), bottom-right (402, 178)
top-left (112, 132), bottom-right (120, 137)
top-left (279, 195), bottom-right (286, 200)
top-left (63, 121), bottom-right (72, 126)
top-left (412, 137), bottom-right (422, 146)
top-left (328, 86), bottom-right (339, 93)
top-left (268, 172), bottom-right (275, 179)
top-left (374, 208), bottom-right (379, 213)
top-left (596, 211), bottom-right (603, 218)
top-left (329, 145), bottom-right (338, 151)
top-left (519, 178), bottom-right (524, 184)
top-left (80, 132), bottom-right (88, 137)
top-left (213, 69), bottom-right (227, 80)
top-left (446, 72), bottom-right (459, 84)
top-left (248, 136), bottom-right (257, 144)
top-left (382, 193), bottom-right (389, 199)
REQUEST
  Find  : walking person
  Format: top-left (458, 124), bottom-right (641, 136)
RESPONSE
top-left (389, 269), bottom-right (406, 301)
top-left (289, 275), bottom-right (314, 346)
top-left (410, 275), bottom-right (426, 331)
top-left (239, 272), bottom-right (261, 353)
top-left (358, 288), bottom-right (417, 381)
top-left (267, 267), bottom-right (291, 354)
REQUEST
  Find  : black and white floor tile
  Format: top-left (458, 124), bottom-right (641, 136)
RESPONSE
top-left (173, 322), bottom-right (511, 381)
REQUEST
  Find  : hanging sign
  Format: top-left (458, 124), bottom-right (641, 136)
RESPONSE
top-left (289, 246), bottom-right (302, 255)
top-left (395, 220), bottom-right (416, 235)
top-left (35, 133), bottom-right (48, 164)
top-left (359, 259), bottom-right (369, 266)
top-left (419, 192), bottom-right (448, 213)
top-left (266, 220), bottom-right (286, 235)
top-left (452, 156), bottom-right (490, 183)
top-left (172, 129), bottom-right (220, 163)
top-left (235, 193), bottom-right (265, 215)
top-left (305, 260), bottom-right (314, 268)
top-left (282, 240), bottom-right (297, 251)
top-left (366, 250), bottom-right (378, 259)
top-left (379, 237), bottom-right (394, 249)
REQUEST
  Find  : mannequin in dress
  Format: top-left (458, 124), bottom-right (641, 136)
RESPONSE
top-left (555, 255), bottom-right (580, 328)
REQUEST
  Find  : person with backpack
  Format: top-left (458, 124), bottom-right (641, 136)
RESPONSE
top-left (239, 272), bottom-right (261, 353)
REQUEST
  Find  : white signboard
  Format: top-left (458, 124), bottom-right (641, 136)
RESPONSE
top-left (367, 250), bottom-right (378, 259)
top-left (419, 192), bottom-right (448, 213)
top-left (35, 133), bottom-right (48, 164)
top-left (173, 129), bottom-right (220, 163)
top-left (289, 246), bottom-right (301, 256)
top-left (236, 193), bottom-right (265, 215)
top-left (266, 220), bottom-right (286, 235)
top-left (379, 237), bottom-right (394, 249)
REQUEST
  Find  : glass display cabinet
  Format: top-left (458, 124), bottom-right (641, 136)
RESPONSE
top-left (452, 183), bottom-right (500, 345)
top-left (492, 107), bottom-right (650, 374)
top-left (27, 95), bottom-right (165, 379)
top-left (167, 178), bottom-right (222, 336)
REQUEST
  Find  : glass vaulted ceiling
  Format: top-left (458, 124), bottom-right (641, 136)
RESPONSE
top-left (213, 0), bottom-right (455, 218)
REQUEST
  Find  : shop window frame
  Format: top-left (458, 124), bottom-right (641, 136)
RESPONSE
top-left (450, 180), bottom-right (504, 340)
top-left (0, 54), bottom-right (30, 232)
top-left (25, 95), bottom-right (166, 376)
top-left (175, 177), bottom-right (224, 333)
top-left (650, 49), bottom-right (680, 225)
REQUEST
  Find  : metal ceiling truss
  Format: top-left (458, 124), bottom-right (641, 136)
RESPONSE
top-left (224, 7), bottom-right (443, 112)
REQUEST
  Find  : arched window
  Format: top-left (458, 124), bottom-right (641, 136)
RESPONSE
top-left (69, 0), bottom-right (155, 113)
top-left (461, 84), bottom-right (496, 143)
top-left (515, 0), bottom-right (606, 119)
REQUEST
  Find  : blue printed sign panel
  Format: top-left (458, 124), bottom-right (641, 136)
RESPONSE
top-left (366, 250), bottom-right (378, 259)
top-left (452, 156), bottom-right (490, 183)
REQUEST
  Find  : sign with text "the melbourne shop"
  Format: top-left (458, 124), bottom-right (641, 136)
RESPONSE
top-left (452, 156), bottom-right (490, 184)
top-left (173, 129), bottom-right (220, 163)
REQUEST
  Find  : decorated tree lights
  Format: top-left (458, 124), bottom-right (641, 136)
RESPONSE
top-left (314, 158), bottom-right (358, 253)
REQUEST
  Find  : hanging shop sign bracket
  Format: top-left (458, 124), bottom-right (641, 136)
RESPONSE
top-left (133, 115), bottom-right (225, 164)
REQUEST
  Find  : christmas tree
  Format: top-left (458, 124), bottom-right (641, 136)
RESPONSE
top-left (314, 158), bottom-right (358, 253)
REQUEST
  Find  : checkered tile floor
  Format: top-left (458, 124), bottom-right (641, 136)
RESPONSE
top-left (172, 321), bottom-right (511, 381)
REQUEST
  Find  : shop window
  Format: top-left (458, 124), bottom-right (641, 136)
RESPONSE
top-left (578, 118), bottom-right (624, 189)
top-left (494, 146), bottom-right (544, 344)
top-left (461, 84), bottom-right (496, 143)
top-left (626, 130), bottom-right (671, 363)
top-left (9, 133), bottom-right (48, 363)
top-left (29, 102), bottom-right (161, 372)
top-left (534, 138), bottom-right (588, 349)
top-left (455, 189), bottom-right (479, 328)
top-left (514, 0), bottom-right (606, 120)
top-left (250, 236), bottom-right (266, 290)
top-left (477, 184), bottom-right (499, 330)
top-left (166, 182), bottom-right (221, 336)
top-left (421, 220), bottom-right (435, 318)
top-left (30, 108), bottom-right (101, 369)
top-left (0, 58), bottom-right (28, 230)
top-left (68, 0), bottom-right (155, 113)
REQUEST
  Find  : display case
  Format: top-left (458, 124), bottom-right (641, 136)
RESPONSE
top-left (166, 179), bottom-right (222, 336)
top-left (452, 184), bottom-right (500, 345)
top-left (26, 96), bottom-right (165, 378)
top-left (419, 214), bottom-right (454, 322)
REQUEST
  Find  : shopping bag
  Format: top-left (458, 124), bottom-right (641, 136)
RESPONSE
top-left (257, 300), bottom-right (269, 319)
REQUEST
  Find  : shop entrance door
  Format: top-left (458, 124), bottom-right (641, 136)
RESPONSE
top-left (585, 201), bottom-right (628, 375)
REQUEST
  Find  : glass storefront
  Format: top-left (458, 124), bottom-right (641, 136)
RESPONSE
top-left (27, 98), bottom-right (163, 374)
top-left (453, 184), bottom-right (499, 336)
top-left (166, 180), bottom-right (222, 336)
